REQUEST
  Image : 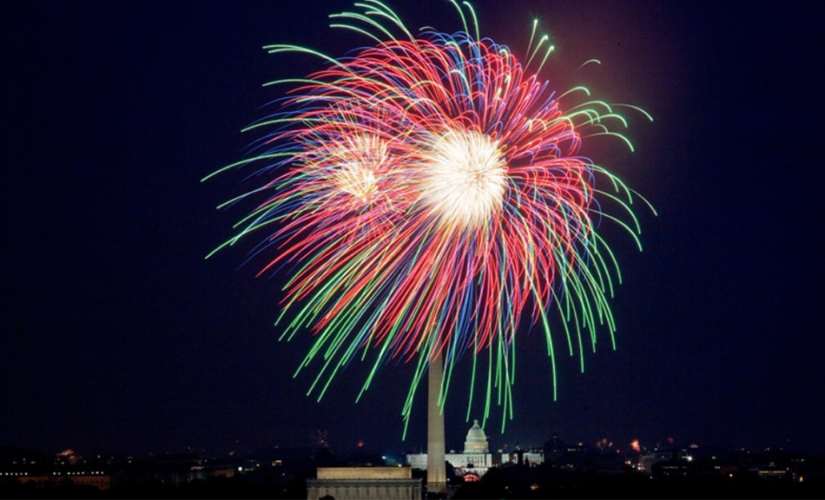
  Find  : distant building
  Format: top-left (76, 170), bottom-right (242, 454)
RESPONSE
top-left (64, 472), bottom-right (113, 490)
top-left (652, 460), bottom-right (692, 478)
top-left (306, 466), bottom-right (421, 500)
top-left (542, 434), bottom-right (588, 470)
top-left (17, 471), bottom-right (112, 491)
top-left (640, 448), bottom-right (696, 474)
top-left (407, 420), bottom-right (501, 477)
top-left (463, 420), bottom-right (489, 453)
top-left (543, 433), bottom-right (565, 464)
top-left (505, 448), bottom-right (544, 467)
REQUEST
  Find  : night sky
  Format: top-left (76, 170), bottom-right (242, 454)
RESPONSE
top-left (4, 0), bottom-right (823, 458)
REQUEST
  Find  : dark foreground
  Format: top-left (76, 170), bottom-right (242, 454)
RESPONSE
top-left (3, 470), bottom-right (824, 499)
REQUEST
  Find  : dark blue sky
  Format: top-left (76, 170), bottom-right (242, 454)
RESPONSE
top-left (3, 0), bottom-right (823, 457)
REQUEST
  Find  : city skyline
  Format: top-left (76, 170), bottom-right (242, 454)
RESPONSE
top-left (3, 0), bottom-right (824, 459)
top-left (5, 435), bottom-right (822, 498)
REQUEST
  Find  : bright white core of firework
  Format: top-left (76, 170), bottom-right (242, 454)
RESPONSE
top-left (333, 136), bottom-right (384, 202)
top-left (421, 130), bottom-right (507, 228)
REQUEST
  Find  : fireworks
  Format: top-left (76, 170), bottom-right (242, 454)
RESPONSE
top-left (206, 0), bottom-right (653, 433)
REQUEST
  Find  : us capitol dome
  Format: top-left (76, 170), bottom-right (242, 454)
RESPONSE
top-left (463, 420), bottom-right (489, 453)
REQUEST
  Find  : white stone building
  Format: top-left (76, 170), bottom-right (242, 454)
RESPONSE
top-left (407, 420), bottom-right (497, 477)
top-left (306, 467), bottom-right (421, 500)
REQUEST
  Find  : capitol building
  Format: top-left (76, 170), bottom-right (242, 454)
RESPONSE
top-left (406, 420), bottom-right (497, 476)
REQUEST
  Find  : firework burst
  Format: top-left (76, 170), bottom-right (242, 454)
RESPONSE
top-left (205, 0), bottom-right (654, 433)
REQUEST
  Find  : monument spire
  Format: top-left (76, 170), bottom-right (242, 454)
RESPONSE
top-left (426, 355), bottom-right (447, 495)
